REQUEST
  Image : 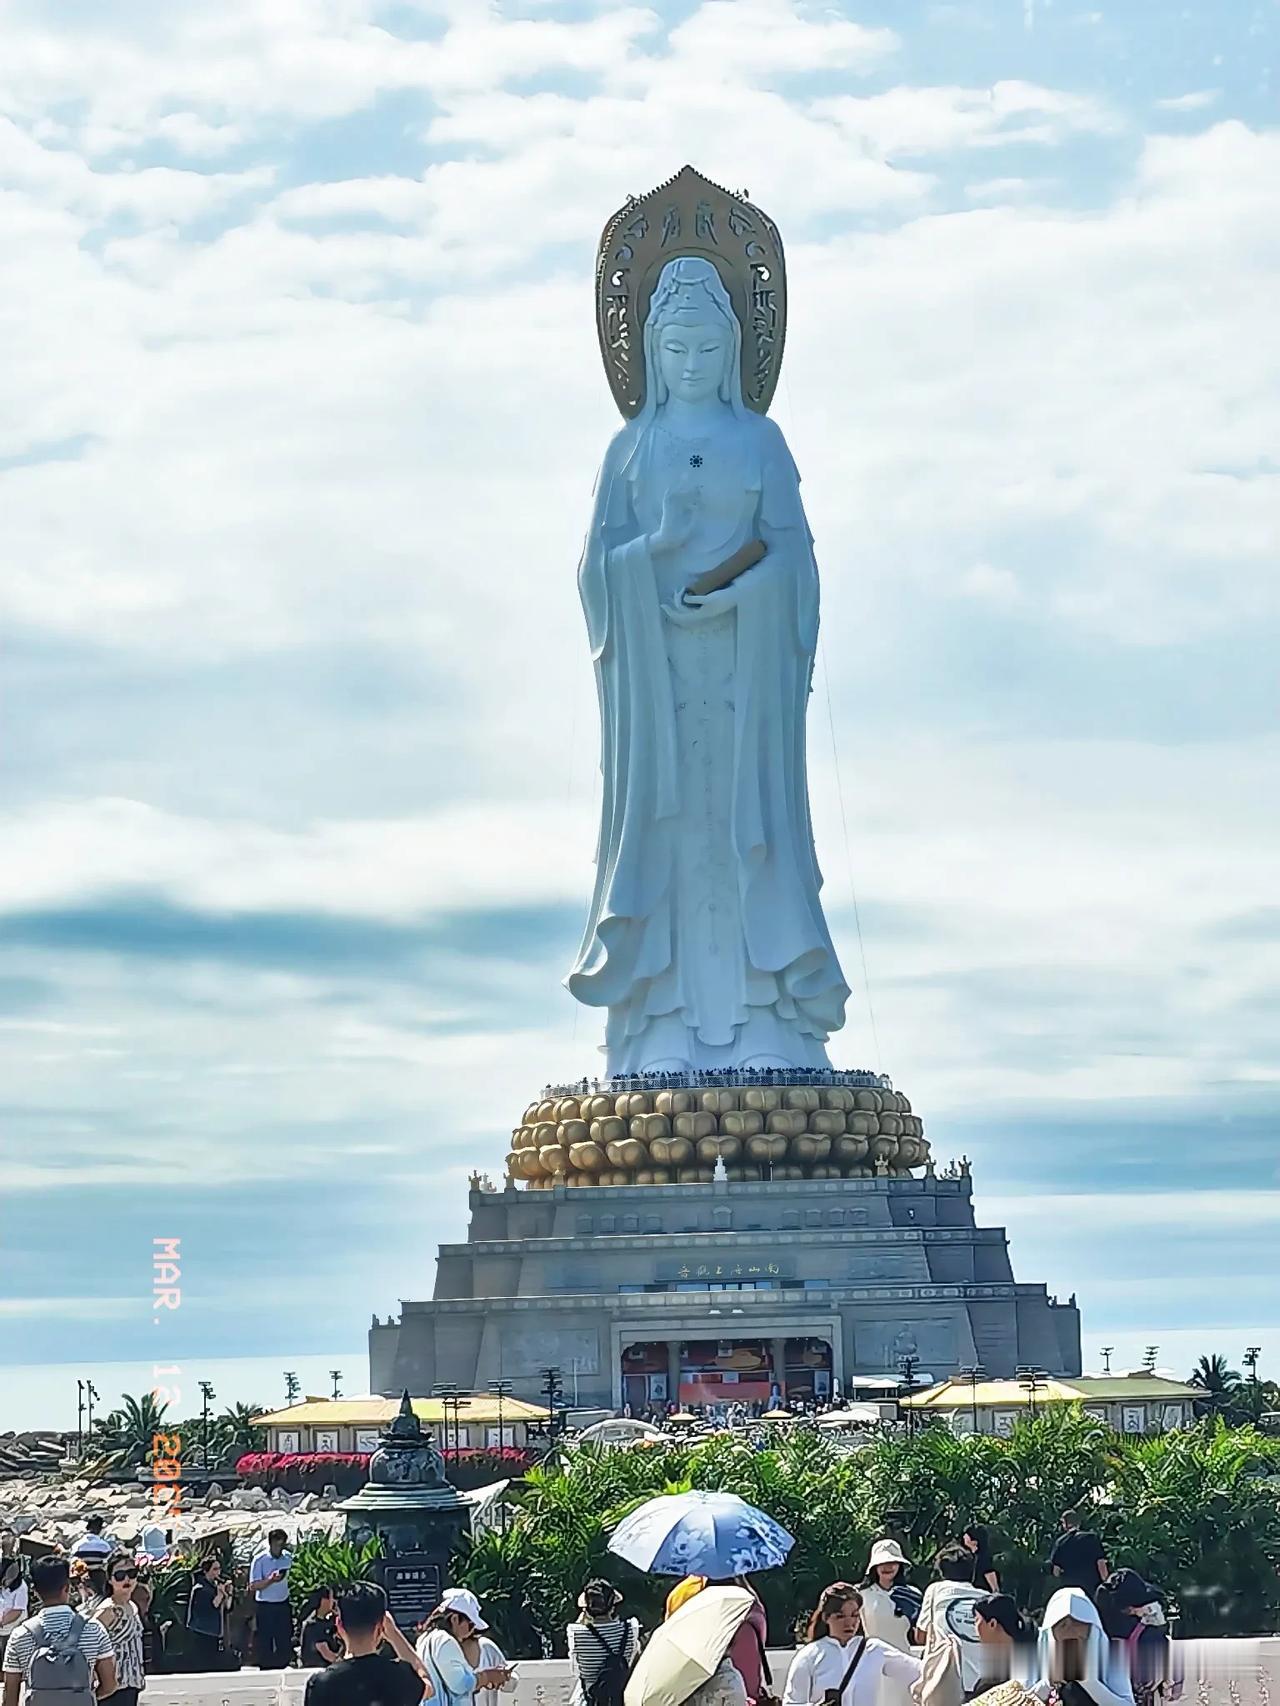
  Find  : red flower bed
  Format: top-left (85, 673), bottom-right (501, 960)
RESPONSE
top-left (234, 1447), bottom-right (535, 1493)
top-left (236, 1452), bottom-right (371, 1492)
top-left (446, 1447), bottom-right (535, 1488)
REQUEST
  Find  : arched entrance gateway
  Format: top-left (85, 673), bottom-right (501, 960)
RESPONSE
top-left (620, 1335), bottom-right (834, 1414)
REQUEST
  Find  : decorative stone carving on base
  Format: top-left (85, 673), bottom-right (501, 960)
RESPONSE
top-left (504, 1077), bottom-right (930, 1188)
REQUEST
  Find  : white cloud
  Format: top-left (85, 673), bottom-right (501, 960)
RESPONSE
top-left (0, 1297), bottom-right (138, 1321)
top-left (663, 0), bottom-right (897, 81)
top-left (1155, 90), bottom-right (1221, 113)
top-left (816, 80), bottom-right (1115, 157)
top-left (0, 796), bottom-right (590, 918)
top-left (0, 116), bottom-right (271, 221)
top-left (957, 561), bottom-right (1021, 604)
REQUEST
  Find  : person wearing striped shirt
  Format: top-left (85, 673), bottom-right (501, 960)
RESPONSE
top-left (3, 1558), bottom-right (117, 1706)
top-left (566, 1581), bottom-right (639, 1706)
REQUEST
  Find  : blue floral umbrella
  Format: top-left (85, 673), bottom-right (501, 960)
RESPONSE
top-left (608, 1490), bottom-right (794, 1578)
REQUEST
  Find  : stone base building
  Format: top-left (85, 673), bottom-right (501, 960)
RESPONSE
top-left (369, 1166), bottom-right (1080, 1409)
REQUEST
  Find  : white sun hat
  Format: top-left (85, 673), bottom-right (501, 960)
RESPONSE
top-left (438, 1587), bottom-right (489, 1631)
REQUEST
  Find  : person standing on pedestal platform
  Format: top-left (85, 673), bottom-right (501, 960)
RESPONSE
top-left (249, 1530), bottom-right (294, 1669)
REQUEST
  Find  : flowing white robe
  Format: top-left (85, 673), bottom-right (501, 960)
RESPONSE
top-left (566, 408), bottom-right (850, 1072)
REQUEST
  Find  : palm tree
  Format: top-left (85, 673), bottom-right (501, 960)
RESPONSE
top-left (222, 1402), bottom-right (268, 1452)
top-left (1232, 1377), bottom-right (1280, 1425)
top-left (1189, 1354), bottom-right (1241, 1414)
top-left (91, 1392), bottom-right (171, 1467)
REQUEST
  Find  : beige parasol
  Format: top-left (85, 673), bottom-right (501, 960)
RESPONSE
top-left (624, 1585), bottom-right (756, 1706)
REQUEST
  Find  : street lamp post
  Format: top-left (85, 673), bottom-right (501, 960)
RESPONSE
top-left (960, 1364), bottom-right (985, 1436)
top-left (493, 1378), bottom-right (515, 1532)
top-left (330, 1370), bottom-right (343, 1401)
top-left (897, 1354), bottom-right (920, 1435)
top-left (541, 1366), bottom-right (565, 1439)
top-left (434, 1385), bottom-right (471, 1460)
top-left (77, 1381), bottom-right (86, 1458)
top-left (493, 1379), bottom-right (514, 1452)
top-left (199, 1381), bottom-right (215, 1470)
top-left (85, 1381), bottom-right (99, 1442)
top-left (1244, 1346), bottom-right (1262, 1417)
top-left (1017, 1366), bottom-right (1046, 1419)
top-left (434, 1384), bottom-right (458, 1460)
top-left (1101, 1346), bottom-right (1114, 1375)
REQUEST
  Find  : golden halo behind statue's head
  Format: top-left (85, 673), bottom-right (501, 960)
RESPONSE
top-left (595, 165), bottom-right (787, 420)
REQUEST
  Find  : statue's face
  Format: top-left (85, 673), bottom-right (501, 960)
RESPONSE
top-left (656, 317), bottom-right (730, 403)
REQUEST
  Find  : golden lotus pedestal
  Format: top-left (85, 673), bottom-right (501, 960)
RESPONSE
top-left (506, 1079), bottom-right (931, 1190)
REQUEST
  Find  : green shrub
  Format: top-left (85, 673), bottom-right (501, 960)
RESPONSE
top-left (286, 1536), bottom-right (383, 1615)
top-left (450, 1413), bottom-right (1280, 1654)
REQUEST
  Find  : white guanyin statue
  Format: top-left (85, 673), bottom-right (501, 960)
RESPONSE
top-left (566, 169), bottom-right (850, 1075)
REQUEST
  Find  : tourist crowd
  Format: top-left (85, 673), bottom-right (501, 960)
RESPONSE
top-left (0, 1506), bottom-right (1172, 1706)
top-left (545, 1068), bottom-right (891, 1098)
top-left (624, 1394), bottom-right (879, 1429)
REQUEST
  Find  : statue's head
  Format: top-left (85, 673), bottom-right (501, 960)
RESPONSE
top-left (644, 256), bottom-right (742, 412)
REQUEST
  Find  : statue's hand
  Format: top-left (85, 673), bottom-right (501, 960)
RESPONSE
top-left (650, 482), bottom-right (700, 555)
top-left (662, 585), bottom-right (737, 626)
top-left (681, 584), bottom-right (741, 617)
top-left (672, 558), bottom-right (776, 622)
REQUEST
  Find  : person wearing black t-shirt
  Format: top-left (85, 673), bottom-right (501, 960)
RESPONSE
top-left (1048, 1510), bottom-right (1110, 1598)
top-left (962, 1526), bottom-right (999, 1593)
top-left (300, 1586), bottom-right (343, 1668)
top-left (304, 1584), bottom-right (423, 1706)
top-left (186, 1556), bottom-right (233, 1669)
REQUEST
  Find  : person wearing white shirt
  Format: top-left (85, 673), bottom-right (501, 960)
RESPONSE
top-left (415, 1592), bottom-right (506, 1706)
top-left (783, 1583), bottom-right (922, 1706)
top-left (249, 1529), bottom-right (294, 1669)
top-left (438, 1590), bottom-right (516, 1706)
top-left (916, 1548), bottom-right (987, 1700)
top-left (70, 1517), bottom-right (114, 1563)
top-left (0, 1552), bottom-right (28, 1664)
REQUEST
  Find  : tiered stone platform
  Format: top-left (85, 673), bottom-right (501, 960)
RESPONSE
top-left (506, 1070), bottom-right (931, 1187)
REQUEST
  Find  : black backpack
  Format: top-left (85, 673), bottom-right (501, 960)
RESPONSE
top-left (583, 1624), bottom-right (633, 1706)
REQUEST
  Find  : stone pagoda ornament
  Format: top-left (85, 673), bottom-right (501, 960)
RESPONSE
top-left (339, 1392), bottom-right (469, 1628)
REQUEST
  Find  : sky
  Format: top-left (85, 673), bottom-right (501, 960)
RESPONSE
top-left (1, 0), bottom-right (1278, 1432)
